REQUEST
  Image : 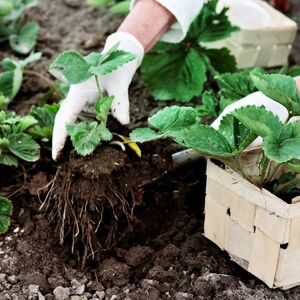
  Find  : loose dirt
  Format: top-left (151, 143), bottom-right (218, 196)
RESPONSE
top-left (1, 0), bottom-right (300, 299)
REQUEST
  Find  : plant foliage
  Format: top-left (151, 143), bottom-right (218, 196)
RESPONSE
top-left (0, 52), bottom-right (41, 104)
top-left (141, 0), bottom-right (239, 102)
top-left (0, 110), bottom-right (40, 166)
top-left (49, 44), bottom-right (135, 156)
top-left (131, 73), bottom-right (300, 198)
top-left (0, 195), bottom-right (12, 234)
top-left (0, 0), bottom-right (39, 54)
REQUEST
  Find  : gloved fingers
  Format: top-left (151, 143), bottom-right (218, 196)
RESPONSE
top-left (69, 77), bottom-right (100, 106)
top-left (101, 77), bottom-right (130, 125)
top-left (110, 89), bottom-right (130, 125)
top-left (52, 100), bottom-right (76, 161)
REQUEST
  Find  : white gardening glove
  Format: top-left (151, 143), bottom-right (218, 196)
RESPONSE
top-left (211, 91), bottom-right (289, 148)
top-left (51, 32), bottom-right (144, 160)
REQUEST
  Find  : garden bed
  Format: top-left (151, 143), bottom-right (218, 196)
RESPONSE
top-left (1, 0), bottom-right (300, 299)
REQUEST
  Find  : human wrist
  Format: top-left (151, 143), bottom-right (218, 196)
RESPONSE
top-left (117, 0), bottom-right (175, 53)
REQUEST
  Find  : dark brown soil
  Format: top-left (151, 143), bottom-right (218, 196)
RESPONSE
top-left (1, 0), bottom-right (300, 299)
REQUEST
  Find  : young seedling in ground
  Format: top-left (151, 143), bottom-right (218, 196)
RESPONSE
top-left (29, 102), bottom-right (60, 142)
top-left (0, 0), bottom-right (39, 54)
top-left (131, 73), bottom-right (300, 200)
top-left (141, 0), bottom-right (239, 102)
top-left (0, 52), bottom-right (41, 105)
top-left (0, 110), bottom-right (40, 166)
top-left (49, 43), bottom-right (136, 156)
top-left (0, 195), bottom-right (12, 234)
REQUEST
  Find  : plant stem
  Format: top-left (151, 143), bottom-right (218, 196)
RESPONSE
top-left (95, 75), bottom-right (102, 99)
top-left (24, 69), bottom-right (57, 91)
top-left (273, 178), bottom-right (300, 195)
top-left (234, 157), bottom-right (250, 182)
top-left (259, 153), bottom-right (269, 187)
top-left (201, 52), bottom-right (219, 77)
top-left (267, 163), bottom-right (281, 183)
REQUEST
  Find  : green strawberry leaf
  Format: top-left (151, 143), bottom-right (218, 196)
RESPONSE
top-left (182, 124), bottom-right (234, 157)
top-left (0, 66), bottom-right (23, 100)
top-left (49, 50), bottom-right (93, 84)
top-left (129, 128), bottom-right (159, 143)
top-left (8, 133), bottom-right (40, 162)
top-left (232, 105), bottom-right (283, 138)
top-left (0, 215), bottom-right (11, 234)
top-left (89, 50), bottom-right (135, 75)
top-left (0, 0), bottom-right (13, 17)
top-left (29, 103), bottom-right (59, 140)
top-left (218, 114), bottom-right (256, 153)
top-left (196, 90), bottom-right (218, 118)
top-left (142, 48), bottom-right (207, 101)
top-left (0, 196), bottom-right (12, 215)
top-left (0, 154), bottom-right (18, 167)
top-left (188, 0), bottom-right (239, 43)
top-left (149, 106), bottom-right (200, 134)
top-left (251, 73), bottom-right (300, 114)
top-left (215, 68), bottom-right (262, 101)
top-left (9, 22), bottom-right (39, 54)
top-left (263, 135), bottom-right (300, 164)
top-left (67, 121), bottom-right (112, 156)
top-left (95, 96), bottom-right (114, 124)
top-left (204, 48), bottom-right (236, 74)
top-left (84, 52), bottom-right (102, 66)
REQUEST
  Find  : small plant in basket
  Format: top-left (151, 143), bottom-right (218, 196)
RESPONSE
top-left (130, 72), bottom-right (300, 199)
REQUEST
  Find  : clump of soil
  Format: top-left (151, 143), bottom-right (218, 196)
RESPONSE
top-left (45, 144), bottom-right (173, 265)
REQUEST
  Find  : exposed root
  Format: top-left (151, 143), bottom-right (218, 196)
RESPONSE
top-left (43, 147), bottom-right (132, 265)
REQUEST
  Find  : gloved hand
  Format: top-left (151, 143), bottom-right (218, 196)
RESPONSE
top-left (211, 75), bottom-right (300, 148)
top-left (211, 91), bottom-right (289, 148)
top-left (51, 32), bottom-right (144, 160)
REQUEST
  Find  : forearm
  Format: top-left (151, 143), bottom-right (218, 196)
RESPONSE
top-left (117, 0), bottom-right (176, 53)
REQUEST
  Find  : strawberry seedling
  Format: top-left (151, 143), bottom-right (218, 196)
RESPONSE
top-left (0, 110), bottom-right (40, 166)
top-left (131, 72), bottom-right (300, 199)
top-left (0, 52), bottom-right (41, 105)
top-left (49, 43), bottom-right (136, 156)
top-left (0, 0), bottom-right (39, 54)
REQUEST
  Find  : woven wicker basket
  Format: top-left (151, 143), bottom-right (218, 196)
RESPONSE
top-left (204, 159), bottom-right (300, 289)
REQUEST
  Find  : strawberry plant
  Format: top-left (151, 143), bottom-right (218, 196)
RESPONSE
top-left (0, 0), bottom-right (39, 54)
top-left (0, 52), bottom-right (41, 105)
top-left (141, 0), bottom-right (239, 102)
top-left (195, 67), bottom-right (264, 117)
top-left (49, 43), bottom-right (135, 156)
top-left (29, 102), bottom-right (59, 141)
top-left (0, 110), bottom-right (40, 166)
top-left (87, 0), bottom-right (130, 14)
top-left (131, 72), bottom-right (300, 199)
top-left (0, 195), bottom-right (12, 234)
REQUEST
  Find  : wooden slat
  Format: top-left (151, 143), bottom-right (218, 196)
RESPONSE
top-left (206, 160), bottom-right (294, 219)
top-left (248, 228), bottom-right (280, 288)
top-left (205, 177), bottom-right (231, 208)
top-left (204, 196), bottom-right (227, 250)
top-left (288, 216), bottom-right (300, 249)
top-left (230, 196), bottom-right (256, 232)
top-left (254, 206), bottom-right (290, 244)
top-left (275, 248), bottom-right (300, 289)
top-left (225, 217), bottom-right (253, 261)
